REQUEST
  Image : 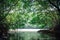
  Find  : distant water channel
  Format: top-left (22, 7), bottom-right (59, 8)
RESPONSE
top-left (9, 32), bottom-right (55, 40)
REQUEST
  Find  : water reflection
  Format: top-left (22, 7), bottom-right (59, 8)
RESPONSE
top-left (9, 32), bottom-right (55, 40)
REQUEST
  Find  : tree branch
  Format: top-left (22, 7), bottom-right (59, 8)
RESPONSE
top-left (48, 0), bottom-right (60, 12)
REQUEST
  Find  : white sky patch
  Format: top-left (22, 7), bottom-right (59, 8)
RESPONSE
top-left (49, 8), bottom-right (54, 11)
top-left (9, 10), bottom-right (14, 13)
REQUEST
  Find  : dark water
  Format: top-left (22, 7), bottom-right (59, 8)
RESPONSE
top-left (9, 32), bottom-right (55, 40)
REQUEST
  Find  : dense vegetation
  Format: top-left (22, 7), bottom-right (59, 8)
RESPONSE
top-left (5, 0), bottom-right (59, 29)
top-left (0, 0), bottom-right (60, 40)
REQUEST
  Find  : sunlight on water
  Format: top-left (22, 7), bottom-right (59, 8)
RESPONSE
top-left (9, 29), bottom-right (48, 33)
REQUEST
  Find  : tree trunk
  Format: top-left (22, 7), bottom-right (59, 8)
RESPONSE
top-left (0, 22), bottom-right (9, 40)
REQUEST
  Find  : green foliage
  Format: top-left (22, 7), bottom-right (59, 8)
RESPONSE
top-left (5, 0), bottom-right (59, 29)
top-left (4, 0), bottom-right (59, 40)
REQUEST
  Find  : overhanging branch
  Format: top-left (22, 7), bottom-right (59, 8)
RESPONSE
top-left (48, 0), bottom-right (60, 12)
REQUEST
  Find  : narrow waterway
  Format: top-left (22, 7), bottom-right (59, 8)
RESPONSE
top-left (9, 29), bottom-right (55, 40)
